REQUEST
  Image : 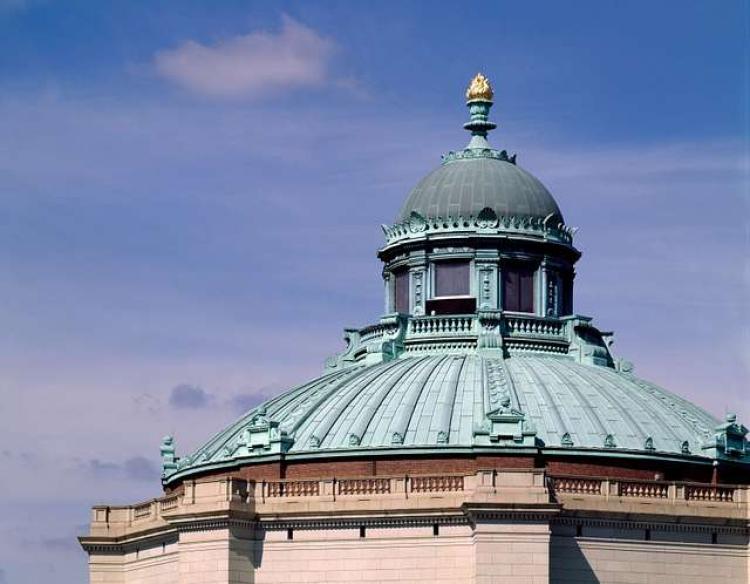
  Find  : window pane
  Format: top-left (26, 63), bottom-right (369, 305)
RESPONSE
top-left (503, 269), bottom-right (520, 312)
top-left (562, 276), bottom-right (573, 315)
top-left (434, 262), bottom-right (470, 297)
top-left (519, 269), bottom-right (534, 313)
top-left (503, 265), bottom-right (535, 313)
top-left (394, 270), bottom-right (409, 313)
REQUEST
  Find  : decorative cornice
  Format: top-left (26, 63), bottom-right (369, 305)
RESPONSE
top-left (381, 209), bottom-right (576, 247)
top-left (462, 502), bottom-right (561, 524)
top-left (442, 147), bottom-right (516, 164)
top-left (79, 531), bottom-right (178, 554)
top-left (554, 513), bottom-right (750, 536)
top-left (260, 514), bottom-right (469, 531)
top-left (174, 517), bottom-right (257, 533)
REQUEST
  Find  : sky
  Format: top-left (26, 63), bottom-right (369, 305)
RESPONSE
top-left (0, 1), bottom-right (748, 582)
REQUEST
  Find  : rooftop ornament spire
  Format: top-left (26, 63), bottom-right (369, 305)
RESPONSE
top-left (464, 73), bottom-right (497, 150)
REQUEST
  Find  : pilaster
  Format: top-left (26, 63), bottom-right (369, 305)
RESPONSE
top-left (475, 249), bottom-right (500, 310)
top-left (408, 250), bottom-right (428, 316)
top-left (468, 507), bottom-right (554, 584)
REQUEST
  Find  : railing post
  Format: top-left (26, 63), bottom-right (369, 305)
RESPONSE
top-left (320, 478), bottom-right (335, 502)
top-left (390, 476), bottom-right (407, 498)
top-left (476, 469), bottom-right (495, 494)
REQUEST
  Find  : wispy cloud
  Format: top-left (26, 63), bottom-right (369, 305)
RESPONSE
top-left (80, 456), bottom-right (160, 483)
top-left (168, 383), bottom-right (213, 409)
top-left (154, 15), bottom-right (335, 99)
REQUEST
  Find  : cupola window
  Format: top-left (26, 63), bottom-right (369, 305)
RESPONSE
top-left (561, 276), bottom-right (574, 315)
top-left (393, 269), bottom-right (410, 314)
top-left (434, 261), bottom-right (470, 297)
top-left (502, 265), bottom-right (535, 313)
top-left (426, 260), bottom-right (475, 314)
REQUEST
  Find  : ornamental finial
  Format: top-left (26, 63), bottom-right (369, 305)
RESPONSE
top-left (466, 73), bottom-right (494, 102)
top-left (463, 73), bottom-right (497, 149)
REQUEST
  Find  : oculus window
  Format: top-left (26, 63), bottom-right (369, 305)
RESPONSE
top-left (394, 269), bottom-right (409, 314)
top-left (503, 265), bottom-right (535, 313)
top-left (434, 261), bottom-right (470, 297)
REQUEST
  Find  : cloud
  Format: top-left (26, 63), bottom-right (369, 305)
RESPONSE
top-left (154, 15), bottom-right (335, 99)
top-left (80, 456), bottom-right (159, 482)
top-left (168, 383), bottom-right (213, 409)
top-left (122, 456), bottom-right (160, 482)
top-left (132, 392), bottom-right (161, 414)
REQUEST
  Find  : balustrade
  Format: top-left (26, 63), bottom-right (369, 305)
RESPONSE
top-left (409, 316), bottom-right (474, 336)
top-left (132, 502), bottom-right (152, 519)
top-left (410, 474), bottom-right (464, 493)
top-left (619, 481), bottom-right (668, 498)
top-left (505, 315), bottom-right (565, 338)
top-left (685, 485), bottom-right (734, 502)
top-left (551, 476), bottom-right (602, 495)
top-left (159, 495), bottom-right (180, 511)
top-left (338, 478), bottom-right (391, 496)
top-left (265, 480), bottom-right (320, 498)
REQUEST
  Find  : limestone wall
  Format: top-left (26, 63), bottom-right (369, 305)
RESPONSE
top-left (255, 524), bottom-right (473, 584)
top-left (551, 528), bottom-right (749, 584)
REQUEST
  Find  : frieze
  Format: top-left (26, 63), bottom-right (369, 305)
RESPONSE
top-left (382, 209), bottom-right (576, 247)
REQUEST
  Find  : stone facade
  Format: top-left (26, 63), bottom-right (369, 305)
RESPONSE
top-left (81, 469), bottom-right (750, 583)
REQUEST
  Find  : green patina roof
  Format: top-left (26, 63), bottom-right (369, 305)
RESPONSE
top-left (397, 78), bottom-right (562, 225)
top-left (397, 158), bottom-right (563, 224)
top-left (159, 75), bottom-right (749, 484)
top-left (164, 353), bottom-right (726, 484)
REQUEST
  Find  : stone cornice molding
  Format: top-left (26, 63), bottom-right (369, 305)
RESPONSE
top-left (381, 210), bottom-right (577, 250)
top-left (555, 514), bottom-right (749, 536)
top-left (259, 513), bottom-right (468, 531)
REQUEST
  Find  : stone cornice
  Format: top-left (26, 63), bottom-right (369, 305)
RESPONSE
top-left (380, 210), bottom-right (577, 250)
top-left (79, 530), bottom-right (178, 554)
top-left (259, 513), bottom-right (469, 531)
top-left (554, 513), bottom-right (750, 536)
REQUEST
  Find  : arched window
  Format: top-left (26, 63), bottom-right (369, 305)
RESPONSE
top-left (503, 265), bottom-right (535, 313)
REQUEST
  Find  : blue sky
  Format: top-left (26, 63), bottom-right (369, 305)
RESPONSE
top-left (0, 1), bottom-right (748, 582)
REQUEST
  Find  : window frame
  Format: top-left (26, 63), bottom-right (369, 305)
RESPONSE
top-left (432, 260), bottom-right (472, 299)
top-left (502, 263), bottom-right (537, 314)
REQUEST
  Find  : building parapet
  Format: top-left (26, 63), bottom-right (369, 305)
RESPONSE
top-left (82, 470), bottom-right (748, 549)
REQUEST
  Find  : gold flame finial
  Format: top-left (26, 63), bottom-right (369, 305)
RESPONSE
top-left (465, 72), bottom-right (493, 102)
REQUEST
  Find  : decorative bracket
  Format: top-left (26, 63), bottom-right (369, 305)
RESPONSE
top-left (702, 414), bottom-right (749, 460)
top-left (233, 407), bottom-right (293, 457)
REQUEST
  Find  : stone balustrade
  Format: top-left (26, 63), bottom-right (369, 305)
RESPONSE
top-left (409, 315), bottom-right (476, 336)
top-left (504, 314), bottom-right (566, 339)
top-left (337, 477), bottom-right (391, 495)
top-left (549, 474), bottom-right (745, 507)
top-left (338, 312), bottom-right (582, 361)
top-left (685, 484), bottom-right (735, 502)
top-left (88, 472), bottom-right (748, 541)
top-left (410, 474), bottom-right (465, 493)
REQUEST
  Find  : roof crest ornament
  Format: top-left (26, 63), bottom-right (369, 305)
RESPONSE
top-left (463, 72), bottom-right (498, 150)
top-left (466, 73), bottom-right (494, 102)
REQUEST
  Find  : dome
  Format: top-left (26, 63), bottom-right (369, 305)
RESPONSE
top-left (158, 74), bottom-right (749, 487)
top-left (397, 157), bottom-right (564, 224)
top-left (164, 354), bottom-right (720, 484)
